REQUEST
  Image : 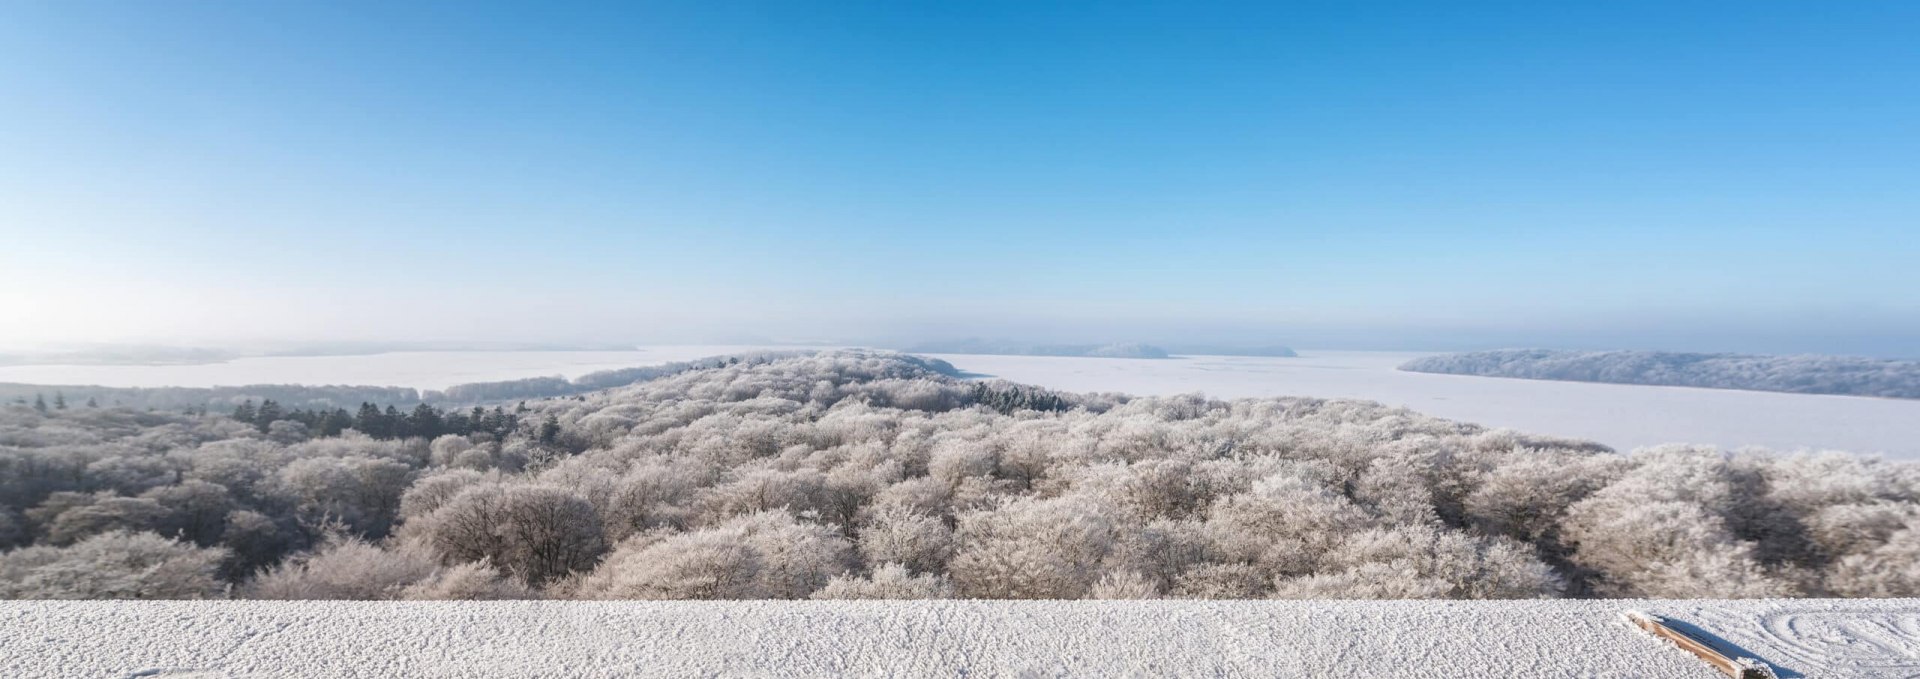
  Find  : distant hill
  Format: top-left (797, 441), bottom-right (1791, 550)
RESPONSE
top-left (904, 339), bottom-right (1171, 359)
top-left (1400, 349), bottom-right (1920, 399)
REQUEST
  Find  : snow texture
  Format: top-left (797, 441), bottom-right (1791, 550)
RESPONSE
top-left (4, 599), bottom-right (1917, 678)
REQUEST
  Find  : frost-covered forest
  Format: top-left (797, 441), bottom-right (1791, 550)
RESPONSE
top-left (1402, 349), bottom-right (1920, 399)
top-left (3, 351), bottom-right (1918, 601)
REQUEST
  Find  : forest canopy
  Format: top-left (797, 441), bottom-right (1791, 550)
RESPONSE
top-left (3, 351), bottom-right (1917, 601)
top-left (1400, 349), bottom-right (1920, 399)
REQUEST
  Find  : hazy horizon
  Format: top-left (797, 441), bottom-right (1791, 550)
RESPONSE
top-left (4, 2), bottom-right (1917, 357)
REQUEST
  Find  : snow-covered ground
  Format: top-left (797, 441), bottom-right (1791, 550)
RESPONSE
top-left (928, 351), bottom-right (1920, 459)
top-left (4, 599), bottom-right (1915, 678)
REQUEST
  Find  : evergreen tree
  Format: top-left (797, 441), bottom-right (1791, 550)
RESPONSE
top-left (537, 415), bottom-right (562, 444)
top-left (478, 407), bottom-right (505, 437)
top-left (319, 408), bottom-right (353, 437)
top-left (85, 397), bottom-right (99, 408)
top-left (442, 409), bottom-right (470, 437)
top-left (233, 400), bottom-right (257, 424)
top-left (254, 400), bottom-right (284, 432)
top-left (501, 407), bottom-right (519, 435)
top-left (33, 394), bottom-right (48, 413)
top-left (407, 403), bottom-right (443, 439)
top-left (355, 403), bottom-right (384, 437)
top-left (53, 392), bottom-right (67, 410)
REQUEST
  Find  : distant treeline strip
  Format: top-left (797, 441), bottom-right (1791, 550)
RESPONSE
top-left (0, 351), bottom-right (899, 412)
top-left (1400, 349), bottom-right (1920, 399)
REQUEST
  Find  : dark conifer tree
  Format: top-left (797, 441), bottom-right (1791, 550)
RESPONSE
top-left (355, 403), bottom-right (384, 437)
top-left (319, 408), bottom-right (353, 437)
top-left (254, 400), bottom-right (284, 432)
top-left (408, 403), bottom-right (443, 439)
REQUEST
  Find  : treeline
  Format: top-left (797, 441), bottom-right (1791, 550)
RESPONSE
top-left (1400, 349), bottom-right (1920, 399)
top-left (227, 400), bottom-right (529, 442)
top-left (903, 339), bottom-right (1301, 358)
top-left (3, 351), bottom-right (1917, 602)
top-left (1159, 344), bottom-right (1298, 358)
top-left (903, 339), bottom-right (1172, 359)
top-left (968, 381), bottom-right (1074, 414)
top-left (0, 383), bottom-right (423, 413)
top-left (429, 352), bottom-right (851, 402)
top-left (0, 350), bottom-right (876, 414)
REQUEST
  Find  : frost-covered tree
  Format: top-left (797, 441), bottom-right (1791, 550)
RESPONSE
top-left (856, 506), bottom-right (953, 574)
top-left (244, 536), bottom-right (437, 600)
top-left (574, 510), bottom-right (852, 599)
top-left (813, 563), bottom-right (954, 600)
top-left (949, 497), bottom-right (1120, 599)
top-left (411, 483), bottom-right (607, 585)
top-left (0, 531), bottom-right (227, 599)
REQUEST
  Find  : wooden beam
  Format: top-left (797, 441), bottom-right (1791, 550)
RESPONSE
top-left (1625, 611), bottom-right (1777, 679)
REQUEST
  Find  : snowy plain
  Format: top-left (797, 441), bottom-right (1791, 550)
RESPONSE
top-left (6, 599), bottom-right (1917, 678)
top-left (925, 351), bottom-right (1920, 459)
top-left (3, 347), bottom-right (1917, 459)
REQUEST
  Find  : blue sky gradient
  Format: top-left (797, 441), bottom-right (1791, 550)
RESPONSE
top-left (2, 2), bottom-right (1917, 354)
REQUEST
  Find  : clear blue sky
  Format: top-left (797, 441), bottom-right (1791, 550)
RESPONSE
top-left (2, 1), bottom-right (1916, 354)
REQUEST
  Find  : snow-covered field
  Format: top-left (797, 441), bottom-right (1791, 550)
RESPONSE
top-left (928, 351), bottom-right (1920, 459)
top-left (3, 346), bottom-right (1916, 458)
top-left (4, 599), bottom-right (1916, 678)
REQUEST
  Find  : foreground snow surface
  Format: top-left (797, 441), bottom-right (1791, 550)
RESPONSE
top-left (7, 599), bottom-right (1918, 678)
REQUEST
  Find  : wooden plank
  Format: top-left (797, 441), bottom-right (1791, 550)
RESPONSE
top-left (1625, 611), bottom-right (1777, 679)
